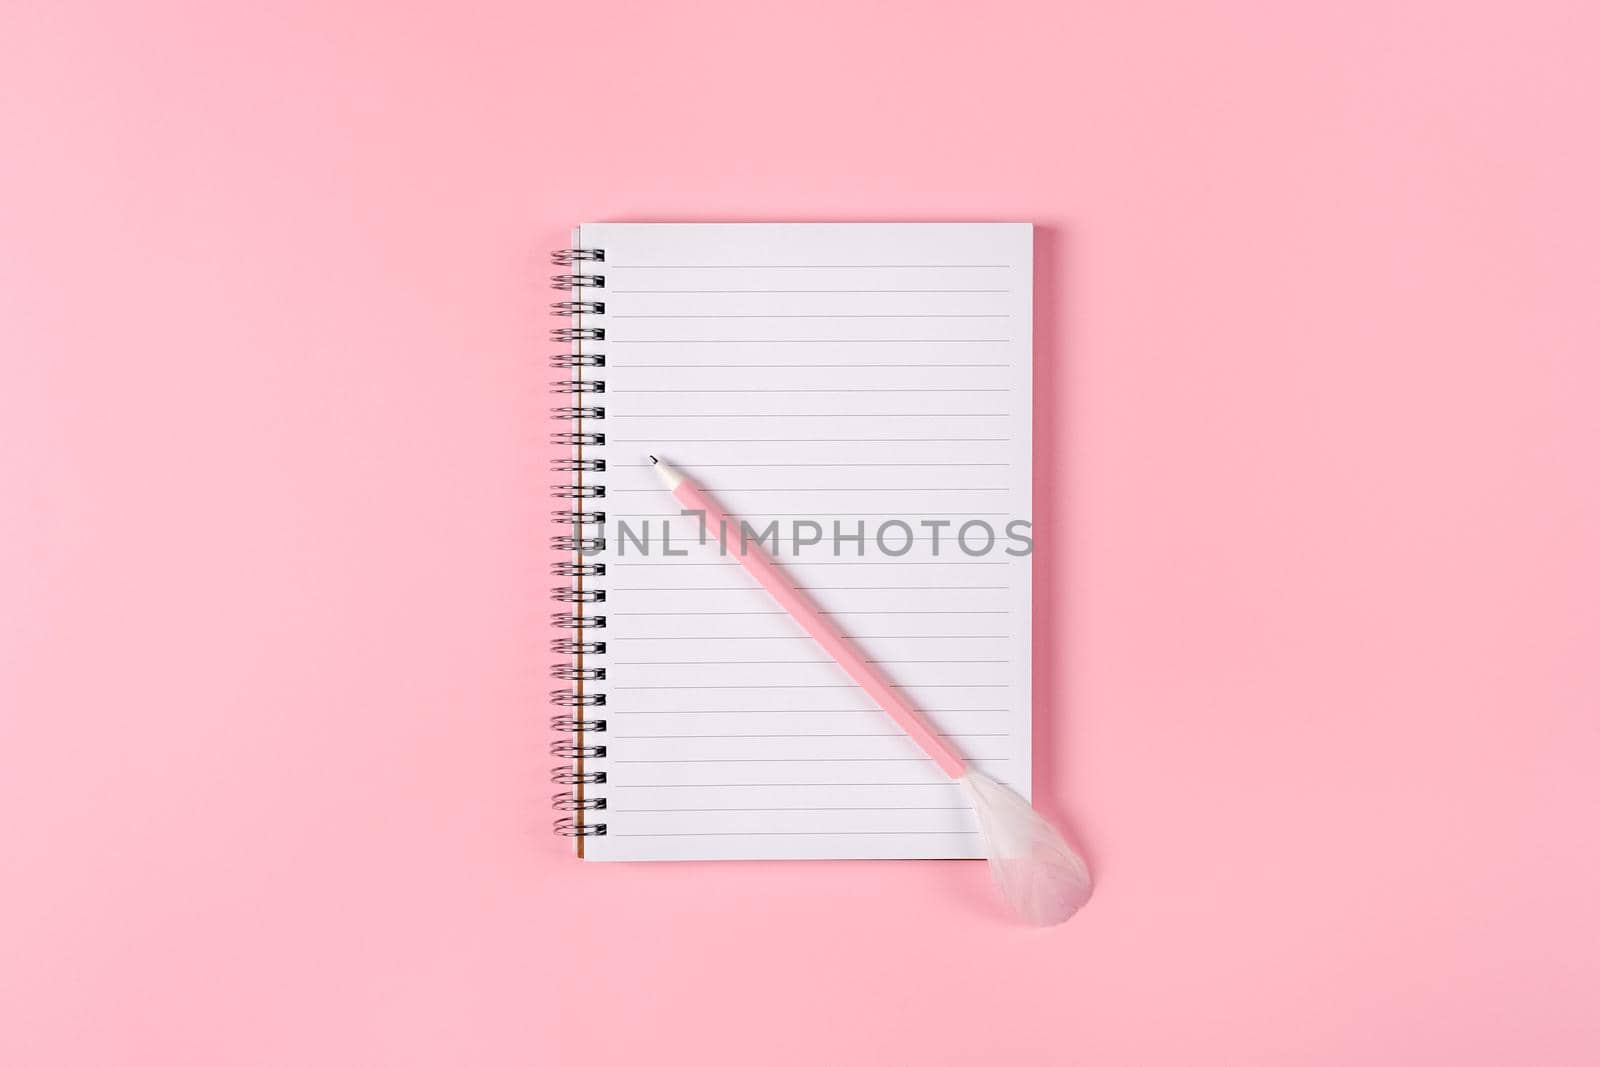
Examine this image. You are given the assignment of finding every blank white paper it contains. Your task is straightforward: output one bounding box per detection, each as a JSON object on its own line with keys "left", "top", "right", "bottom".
{"left": 567, "top": 222, "right": 1032, "bottom": 861}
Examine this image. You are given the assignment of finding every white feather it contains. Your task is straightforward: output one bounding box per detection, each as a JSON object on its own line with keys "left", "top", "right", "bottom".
{"left": 960, "top": 770, "right": 1093, "bottom": 926}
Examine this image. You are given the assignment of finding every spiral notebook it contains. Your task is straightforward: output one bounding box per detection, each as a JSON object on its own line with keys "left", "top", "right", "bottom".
{"left": 550, "top": 222, "right": 1033, "bottom": 860}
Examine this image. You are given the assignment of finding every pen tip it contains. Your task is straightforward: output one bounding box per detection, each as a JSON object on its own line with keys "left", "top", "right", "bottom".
{"left": 651, "top": 455, "right": 685, "bottom": 491}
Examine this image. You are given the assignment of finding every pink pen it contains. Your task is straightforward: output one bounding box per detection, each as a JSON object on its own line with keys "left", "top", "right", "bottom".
{"left": 649, "top": 455, "right": 1093, "bottom": 925}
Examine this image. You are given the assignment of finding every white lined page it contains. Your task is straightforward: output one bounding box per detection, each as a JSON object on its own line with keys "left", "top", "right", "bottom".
{"left": 573, "top": 223, "right": 1031, "bottom": 861}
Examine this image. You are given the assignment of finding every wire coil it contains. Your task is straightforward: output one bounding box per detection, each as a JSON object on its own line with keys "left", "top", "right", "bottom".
{"left": 552, "top": 767, "right": 606, "bottom": 786}
{"left": 551, "top": 353, "right": 606, "bottom": 368}
{"left": 549, "top": 247, "right": 607, "bottom": 842}
{"left": 551, "top": 536, "right": 605, "bottom": 554}
{"left": 552, "top": 738, "right": 607, "bottom": 757}
{"left": 551, "top": 713, "right": 606, "bottom": 731}
{"left": 551, "top": 664, "right": 607, "bottom": 681}
{"left": 553, "top": 793, "right": 608, "bottom": 811}
{"left": 551, "top": 588, "right": 606, "bottom": 603}
{"left": 550, "top": 562, "right": 606, "bottom": 578}
{"left": 551, "top": 405, "right": 605, "bottom": 421}
{"left": 551, "top": 458, "right": 606, "bottom": 473}
{"left": 551, "top": 431, "right": 605, "bottom": 447}
{"left": 552, "top": 484, "right": 605, "bottom": 499}
{"left": 552, "top": 509, "right": 606, "bottom": 526}
{"left": 551, "top": 274, "right": 604, "bottom": 290}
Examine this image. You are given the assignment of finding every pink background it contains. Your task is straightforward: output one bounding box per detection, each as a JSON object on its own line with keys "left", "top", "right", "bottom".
{"left": 3, "top": 1, "right": 1598, "bottom": 1063}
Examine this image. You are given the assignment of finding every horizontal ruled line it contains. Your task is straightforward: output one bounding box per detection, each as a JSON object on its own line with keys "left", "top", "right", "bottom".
{"left": 607, "top": 487, "right": 1009, "bottom": 492}
{"left": 613, "top": 339, "right": 1010, "bottom": 344}
{"left": 610, "top": 587, "right": 1007, "bottom": 593}
{"left": 607, "top": 363, "right": 1010, "bottom": 369}
{"left": 610, "top": 289, "right": 1012, "bottom": 295}
{"left": 610, "top": 805, "right": 972, "bottom": 812}
{"left": 609, "top": 611, "right": 1008, "bottom": 618}
{"left": 613, "top": 757, "right": 1009, "bottom": 763}
{"left": 615, "top": 733, "right": 1006, "bottom": 740}
{"left": 610, "top": 831, "right": 982, "bottom": 837}
{"left": 605, "top": 633, "right": 1009, "bottom": 640}
{"left": 610, "top": 781, "right": 967, "bottom": 787}
{"left": 612, "top": 657, "right": 1005, "bottom": 664}
{"left": 607, "top": 708, "right": 1008, "bottom": 714}
{"left": 608, "top": 388, "right": 1009, "bottom": 394}
{"left": 611, "top": 683, "right": 1009, "bottom": 689}
{"left": 605, "top": 264, "right": 1010, "bottom": 269}
{"left": 611, "top": 313, "right": 1009, "bottom": 319}
{"left": 614, "top": 461, "right": 1007, "bottom": 468}
{"left": 605, "top": 413, "right": 1008, "bottom": 418}
{"left": 607, "top": 437, "right": 1012, "bottom": 443}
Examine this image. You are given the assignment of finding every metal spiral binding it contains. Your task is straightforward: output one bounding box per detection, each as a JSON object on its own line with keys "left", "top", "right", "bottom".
{"left": 552, "top": 636, "right": 606, "bottom": 654}
{"left": 551, "top": 713, "right": 605, "bottom": 730}
{"left": 552, "top": 588, "right": 606, "bottom": 603}
{"left": 553, "top": 796, "right": 607, "bottom": 812}
{"left": 551, "top": 664, "right": 606, "bottom": 681}
{"left": 551, "top": 562, "right": 606, "bottom": 578}
{"left": 551, "top": 458, "right": 606, "bottom": 473}
{"left": 550, "top": 536, "right": 605, "bottom": 555}
{"left": 549, "top": 246, "right": 607, "bottom": 842}
{"left": 553, "top": 489, "right": 604, "bottom": 503}
{"left": 550, "top": 274, "right": 604, "bottom": 291}
{"left": 552, "top": 406, "right": 606, "bottom": 423}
